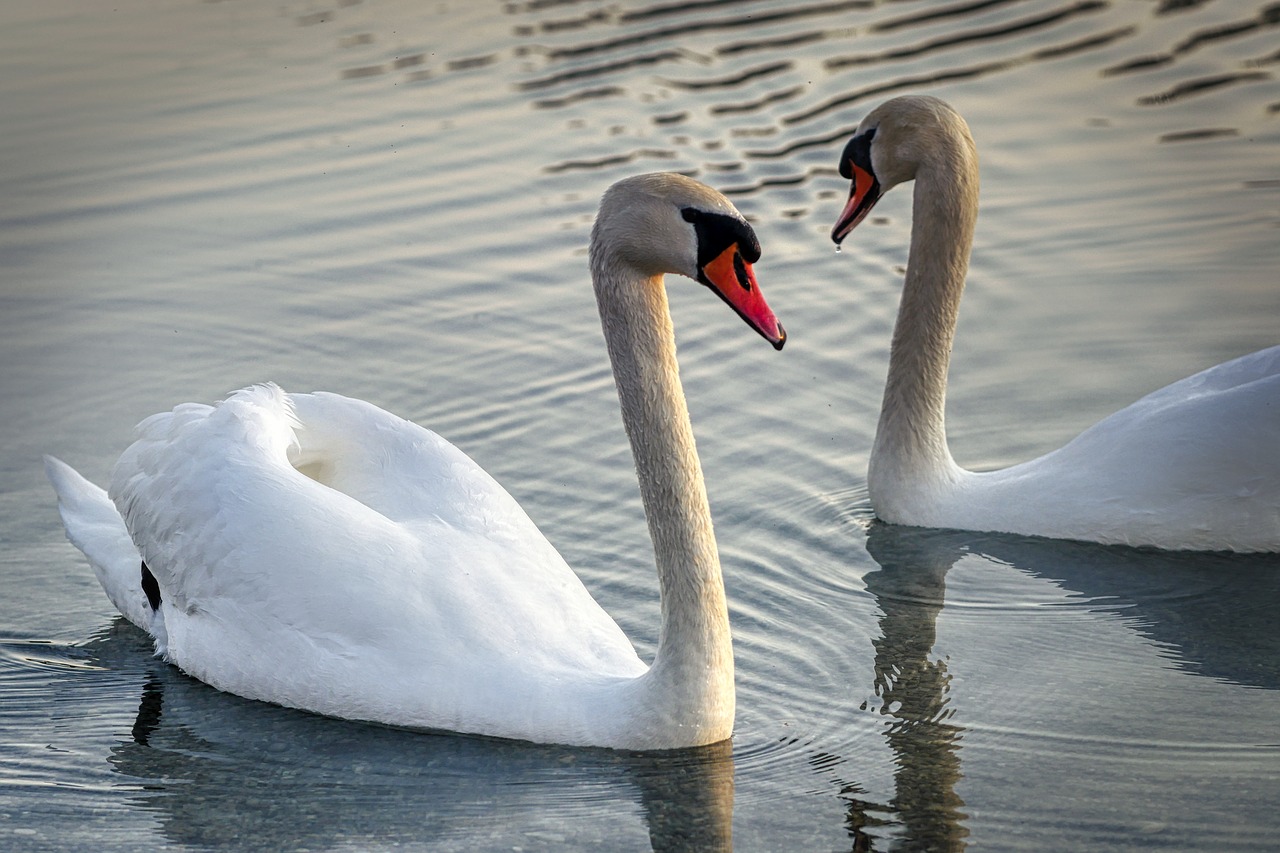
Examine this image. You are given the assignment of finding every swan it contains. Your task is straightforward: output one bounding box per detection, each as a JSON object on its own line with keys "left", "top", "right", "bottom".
{"left": 830, "top": 95, "right": 1279, "bottom": 552}
{"left": 45, "top": 172, "right": 786, "bottom": 750}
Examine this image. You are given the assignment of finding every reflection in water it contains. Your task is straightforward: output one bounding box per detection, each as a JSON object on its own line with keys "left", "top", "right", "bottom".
{"left": 631, "top": 743, "right": 735, "bottom": 853}
{"left": 6, "top": 0, "right": 1280, "bottom": 847}
{"left": 98, "top": 628, "right": 733, "bottom": 853}
{"left": 840, "top": 524, "right": 969, "bottom": 852}
{"left": 843, "top": 521, "right": 1280, "bottom": 850}
{"left": 864, "top": 528, "right": 968, "bottom": 852}
{"left": 980, "top": 534, "right": 1280, "bottom": 692}
{"left": 867, "top": 521, "right": 1280, "bottom": 689}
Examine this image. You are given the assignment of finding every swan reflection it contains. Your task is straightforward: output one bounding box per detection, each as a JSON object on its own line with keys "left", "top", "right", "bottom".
{"left": 909, "top": 525, "right": 1280, "bottom": 691}
{"left": 840, "top": 522, "right": 1280, "bottom": 850}
{"left": 842, "top": 523, "right": 970, "bottom": 852}
{"left": 93, "top": 624, "right": 733, "bottom": 853}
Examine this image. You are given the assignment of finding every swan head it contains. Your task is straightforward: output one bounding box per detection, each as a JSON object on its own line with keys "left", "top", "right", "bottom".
{"left": 593, "top": 172, "right": 786, "bottom": 350}
{"left": 831, "top": 95, "right": 973, "bottom": 244}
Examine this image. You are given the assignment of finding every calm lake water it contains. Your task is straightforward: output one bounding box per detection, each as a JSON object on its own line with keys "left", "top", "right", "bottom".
{"left": 3, "top": 0, "right": 1279, "bottom": 850}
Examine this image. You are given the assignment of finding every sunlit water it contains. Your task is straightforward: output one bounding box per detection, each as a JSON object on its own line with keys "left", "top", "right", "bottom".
{"left": 2, "top": 1, "right": 1278, "bottom": 850}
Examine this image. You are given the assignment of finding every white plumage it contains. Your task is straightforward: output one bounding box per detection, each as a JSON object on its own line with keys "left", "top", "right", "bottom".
{"left": 832, "top": 95, "right": 1279, "bottom": 552}
{"left": 47, "top": 172, "right": 785, "bottom": 749}
{"left": 52, "top": 388, "right": 645, "bottom": 735}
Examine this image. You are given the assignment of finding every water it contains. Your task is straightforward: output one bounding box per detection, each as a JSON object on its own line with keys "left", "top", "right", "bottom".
{"left": 3, "top": 0, "right": 1278, "bottom": 849}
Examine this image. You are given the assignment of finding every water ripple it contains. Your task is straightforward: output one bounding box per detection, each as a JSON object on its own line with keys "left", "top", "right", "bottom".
{"left": 8, "top": 0, "right": 1280, "bottom": 849}
{"left": 825, "top": 0, "right": 1110, "bottom": 69}
{"left": 1138, "top": 70, "right": 1272, "bottom": 105}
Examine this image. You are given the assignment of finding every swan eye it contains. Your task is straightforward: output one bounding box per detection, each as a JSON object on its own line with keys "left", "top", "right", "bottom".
{"left": 839, "top": 126, "right": 877, "bottom": 180}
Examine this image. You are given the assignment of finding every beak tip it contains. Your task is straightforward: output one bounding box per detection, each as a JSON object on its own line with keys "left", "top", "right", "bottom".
{"left": 770, "top": 322, "right": 787, "bottom": 351}
{"left": 831, "top": 213, "right": 856, "bottom": 245}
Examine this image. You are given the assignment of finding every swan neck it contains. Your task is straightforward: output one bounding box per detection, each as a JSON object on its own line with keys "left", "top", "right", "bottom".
{"left": 591, "top": 259, "right": 733, "bottom": 699}
{"left": 872, "top": 141, "right": 979, "bottom": 491}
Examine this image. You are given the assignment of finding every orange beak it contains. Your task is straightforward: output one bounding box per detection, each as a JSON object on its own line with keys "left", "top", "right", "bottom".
{"left": 699, "top": 244, "right": 786, "bottom": 350}
{"left": 831, "top": 161, "right": 881, "bottom": 245}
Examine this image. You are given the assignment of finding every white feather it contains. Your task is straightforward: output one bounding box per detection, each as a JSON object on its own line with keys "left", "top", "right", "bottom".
{"left": 47, "top": 173, "right": 781, "bottom": 749}
{"left": 838, "top": 96, "right": 1279, "bottom": 552}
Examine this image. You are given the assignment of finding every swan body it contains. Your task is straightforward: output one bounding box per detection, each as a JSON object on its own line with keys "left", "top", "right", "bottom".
{"left": 47, "top": 172, "right": 786, "bottom": 749}
{"left": 832, "top": 95, "right": 1279, "bottom": 552}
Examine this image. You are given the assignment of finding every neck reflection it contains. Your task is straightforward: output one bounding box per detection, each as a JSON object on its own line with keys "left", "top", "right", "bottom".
{"left": 845, "top": 523, "right": 970, "bottom": 851}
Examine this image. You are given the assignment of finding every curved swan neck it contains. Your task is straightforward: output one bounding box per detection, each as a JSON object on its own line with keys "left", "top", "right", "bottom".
{"left": 590, "top": 257, "right": 733, "bottom": 696}
{"left": 871, "top": 132, "right": 979, "bottom": 492}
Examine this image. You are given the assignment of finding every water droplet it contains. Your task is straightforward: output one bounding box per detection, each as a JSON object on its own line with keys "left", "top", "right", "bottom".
{"left": 834, "top": 244, "right": 842, "bottom": 254}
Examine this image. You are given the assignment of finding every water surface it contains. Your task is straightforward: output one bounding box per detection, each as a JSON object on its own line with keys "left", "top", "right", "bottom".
{"left": 2, "top": 1, "right": 1278, "bottom": 850}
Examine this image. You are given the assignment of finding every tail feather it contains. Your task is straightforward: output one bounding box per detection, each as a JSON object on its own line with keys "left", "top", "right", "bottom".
{"left": 44, "top": 455, "right": 158, "bottom": 639}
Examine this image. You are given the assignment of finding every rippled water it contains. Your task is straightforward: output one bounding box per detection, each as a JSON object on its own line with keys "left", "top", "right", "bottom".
{"left": 2, "top": 0, "right": 1278, "bottom": 850}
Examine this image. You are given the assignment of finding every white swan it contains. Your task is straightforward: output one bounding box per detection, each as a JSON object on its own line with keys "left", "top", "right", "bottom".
{"left": 45, "top": 172, "right": 786, "bottom": 750}
{"left": 831, "top": 95, "right": 1279, "bottom": 553}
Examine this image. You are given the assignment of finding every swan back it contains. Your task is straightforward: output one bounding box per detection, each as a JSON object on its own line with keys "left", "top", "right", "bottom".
{"left": 962, "top": 347, "right": 1280, "bottom": 551}
{"left": 107, "top": 384, "right": 649, "bottom": 740}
